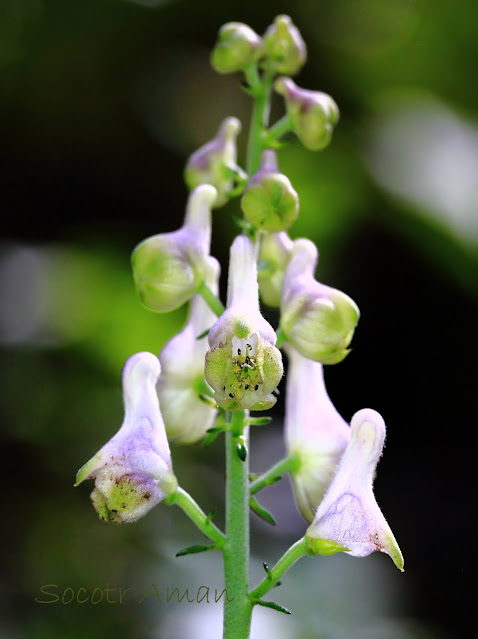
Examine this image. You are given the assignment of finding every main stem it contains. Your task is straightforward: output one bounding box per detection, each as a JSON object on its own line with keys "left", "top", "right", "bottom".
{"left": 223, "top": 411, "right": 252, "bottom": 638}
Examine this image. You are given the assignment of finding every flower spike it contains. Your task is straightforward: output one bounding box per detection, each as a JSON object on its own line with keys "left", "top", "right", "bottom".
{"left": 132, "top": 185, "right": 216, "bottom": 312}
{"left": 280, "top": 238, "right": 359, "bottom": 364}
{"left": 285, "top": 345, "right": 350, "bottom": 522}
{"left": 75, "top": 352, "right": 177, "bottom": 523}
{"left": 306, "top": 409, "right": 404, "bottom": 570}
{"left": 157, "top": 258, "right": 220, "bottom": 443}
{"left": 205, "top": 235, "right": 283, "bottom": 411}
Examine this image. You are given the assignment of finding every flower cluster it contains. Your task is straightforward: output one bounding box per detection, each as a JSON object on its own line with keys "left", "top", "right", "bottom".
{"left": 76, "top": 13, "right": 403, "bottom": 594}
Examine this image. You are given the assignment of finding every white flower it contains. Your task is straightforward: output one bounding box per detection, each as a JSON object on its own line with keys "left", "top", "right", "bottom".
{"left": 284, "top": 344, "right": 350, "bottom": 522}
{"left": 306, "top": 409, "right": 404, "bottom": 570}
{"left": 205, "top": 235, "right": 283, "bottom": 411}
{"left": 75, "top": 352, "right": 177, "bottom": 523}
{"left": 157, "top": 258, "right": 220, "bottom": 443}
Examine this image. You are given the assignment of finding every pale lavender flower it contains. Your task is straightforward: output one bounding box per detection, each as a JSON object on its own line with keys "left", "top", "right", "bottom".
{"left": 75, "top": 352, "right": 177, "bottom": 523}
{"left": 306, "top": 409, "right": 404, "bottom": 570}
{"left": 157, "top": 258, "right": 220, "bottom": 443}
{"left": 285, "top": 344, "right": 350, "bottom": 522}
{"left": 205, "top": 235, "right": 283, "bottom": 411}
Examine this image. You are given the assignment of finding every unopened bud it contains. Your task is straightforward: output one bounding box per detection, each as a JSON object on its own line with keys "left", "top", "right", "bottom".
{"left": 240, "top": 150, "right": 299, "bottom": 232}
{"left": 211, "top": 22, "right": 262, "bottom": 74}
{"left": 275, "top": 77, "right": 339, "bottom": 151}
{"left": 184, "top": 117, "right": 243, "bottom": 207}
{"left": 132, "top": 185, "right": 216, "bottom": 312}
{"left": 258, "top": 231, "right": 294, "bottom": 308}
{"left": 280, "top": 239, "right": 359, "bottom": 364}
{"left": 262, "top": 15, "right": 307, "bottom": 76}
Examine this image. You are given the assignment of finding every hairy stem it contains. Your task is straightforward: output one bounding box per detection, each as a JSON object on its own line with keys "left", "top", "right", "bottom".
{"left": 223, "top": 411, "right": 253, "bottom": 639}
{"left": 168, "top": 487, "right": 226, "bottom": 546}
{"left": 249, "top": 537, "right": 309, "bottom": 601}
{"left": 250, "top": 455, "right": 300, "bottom": 496}
{"left": 198, "top": 280, "right": 226, "bottom": 316}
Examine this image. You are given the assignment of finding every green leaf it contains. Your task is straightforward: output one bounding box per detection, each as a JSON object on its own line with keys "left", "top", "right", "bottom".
{"left": 246, "top": 416, "right": 272, "bottom": 426}
{"left": 176, "top": 544, "right": 216, "bottom": 557}
{"left": 203, "top": 426, "right": 226, "bottom": 446}
{"left": 250, "top": 497, "right": 276, "bottom": 526}
{"left": 196, "top": 328, "right": 210, "bottom": 340}
{"left": 206, "top": 507, "right": 217, "bottom": 523}
{"left": 236, "top": 441, "right": 247, "bottom": 461}
{"left": 263, "top": 562, "right": 271, "bottom": 575}
{"left": 256, "top": 600, "right": 291, "bottom": 615}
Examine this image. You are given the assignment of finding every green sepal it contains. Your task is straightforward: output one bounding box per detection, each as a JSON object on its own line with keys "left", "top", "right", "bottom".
{"left": 256, "top": 599, "right": 291, "bottom": 615}
{"left": 176, "top": 544, "right": 216, "bottom": 557}
{"left": 306, "top": 536, "right": 350, "bottom": 556}
{"left": 250, "top": 496, "right": 276, "bottom": 525}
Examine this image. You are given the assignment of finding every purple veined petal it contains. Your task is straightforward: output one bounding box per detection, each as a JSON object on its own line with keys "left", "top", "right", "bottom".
{"left": 75, "top": 352, "right": 177, "bottom": 523}
{"left": 306, "top": 409, "right": 404, "bottom": 571}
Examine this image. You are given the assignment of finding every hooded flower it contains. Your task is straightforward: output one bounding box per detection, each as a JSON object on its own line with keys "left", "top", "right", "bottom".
{"left": 262, "top": 15, "right": 307, "bottom": 76}
{"left": 131, "top": 185, "right": 216, "bottom": 312}
{"left": 240, "top": 150, "right": 299, "bottom": 233}
{"left": 157, "top": 258, "right": 220, "bottom": 444}
{"left": 210, "top": 22, "right": 263, "bottom": 74}
{"left": 285, "top": 344, "right": 350, "bottom": 523}
{"left": 306, "top": 409, "right": 404, "bottom": 570}
{"left": 184, "top": 117, "right": 244, "bottom": 207}
{"left": 75, "top": 352, "right": 177, "bottom": 523}
{"left": 258, "top": 231, "right": 294, "bottom": 308}
{"left": 280, "top": 238, "right": 360, "bottom": 364}
{"left": 205, "top": 235, "right": 283, "bottom": 411}
{"left": 274, "top": 77, "right": 339, "bottom": 151}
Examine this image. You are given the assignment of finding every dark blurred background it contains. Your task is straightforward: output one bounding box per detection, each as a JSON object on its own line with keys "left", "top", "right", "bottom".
{"left": 1, "top": 0, "right": 476, "bottom": 638}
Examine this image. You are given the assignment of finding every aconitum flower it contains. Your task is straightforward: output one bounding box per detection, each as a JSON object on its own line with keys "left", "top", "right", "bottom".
{"left": 274, "top": 77, "right": 339, "bottom": 151}
{"left": 258, "top": 230, "right": 294, "bottom": 308}
{"left": 306, "top": 409, "right": 404, "bottom": 570}
{"left": 132, "top": 185, "right": 216, "bottom": 312}
{"left": 157, "top": 258, "right": 220, "bottom": 444}
{"left": 184, "top": 117, "right": 244, "bottom": 207}
{"left": 75, "top": 352, "right": 177, "bottom": 523}
{"left": 262, "top": 15, "right": 307, "bottom": 76}
{"left": 280, "top": 239, "right": 360, "bottom": 364}
{"left": 240, "top": 150, "right": 299, "bottom": 233}
{"left": 210, "top": 22, "right": 263, "bottom": 74}
{"left": 205, "top": 235, "right": 283, "bottom": 411}
{"left": 285, "top": 345, "right": 350, "bottom": 522}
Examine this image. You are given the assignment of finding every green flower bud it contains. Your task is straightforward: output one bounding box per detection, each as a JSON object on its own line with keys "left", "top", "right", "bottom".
{"left": 258, "top": 231, "right": 294, "bottom": 308}
{"left": 275, "top": 77, "right": 339, "bottom": 151}
{"left": 184, "top": 117, "right": 243, "bottom": 207}
{"left": 262, "top": 15, "right": 307, "bottom": 76}
{"left": 205, "top": 235, "right": 283, "bottom": 411}
{"left": 132, "top": 185, "right": 216, "bottom": 312}
{"left": 240, "top": 150, "right": 299, "bottom": 232}
{"left": 280, "top": 239, "right": 359, "bottom": 364}
{"left": 211, "top": 22, "right": 262, "bottom": 74}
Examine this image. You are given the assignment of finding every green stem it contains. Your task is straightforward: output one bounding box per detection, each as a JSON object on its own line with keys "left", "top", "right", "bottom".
{"left": 198, "top": 281, "right": 226, "bottom": 316}
{"left": 168, "top": 487, "right": 226, "bottom": 547}
{"left": 223, "top": 410, "right": 253, "bottom": 639}
{"left": 265, "top": 114, "right": 292, "bottom": 145}
{"left": 245, "top": 66, "right": 274, "bottom": 175}
{"left": 250, "top": 455, "right": 300, "bottom": 496}
{"left": 249, "top": 537, "right": 309, "bottom": 601}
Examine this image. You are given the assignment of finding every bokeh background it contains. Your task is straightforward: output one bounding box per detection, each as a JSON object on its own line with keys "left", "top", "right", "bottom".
{"left": 1, "top": 0, "right": 476, "bottom": 637}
